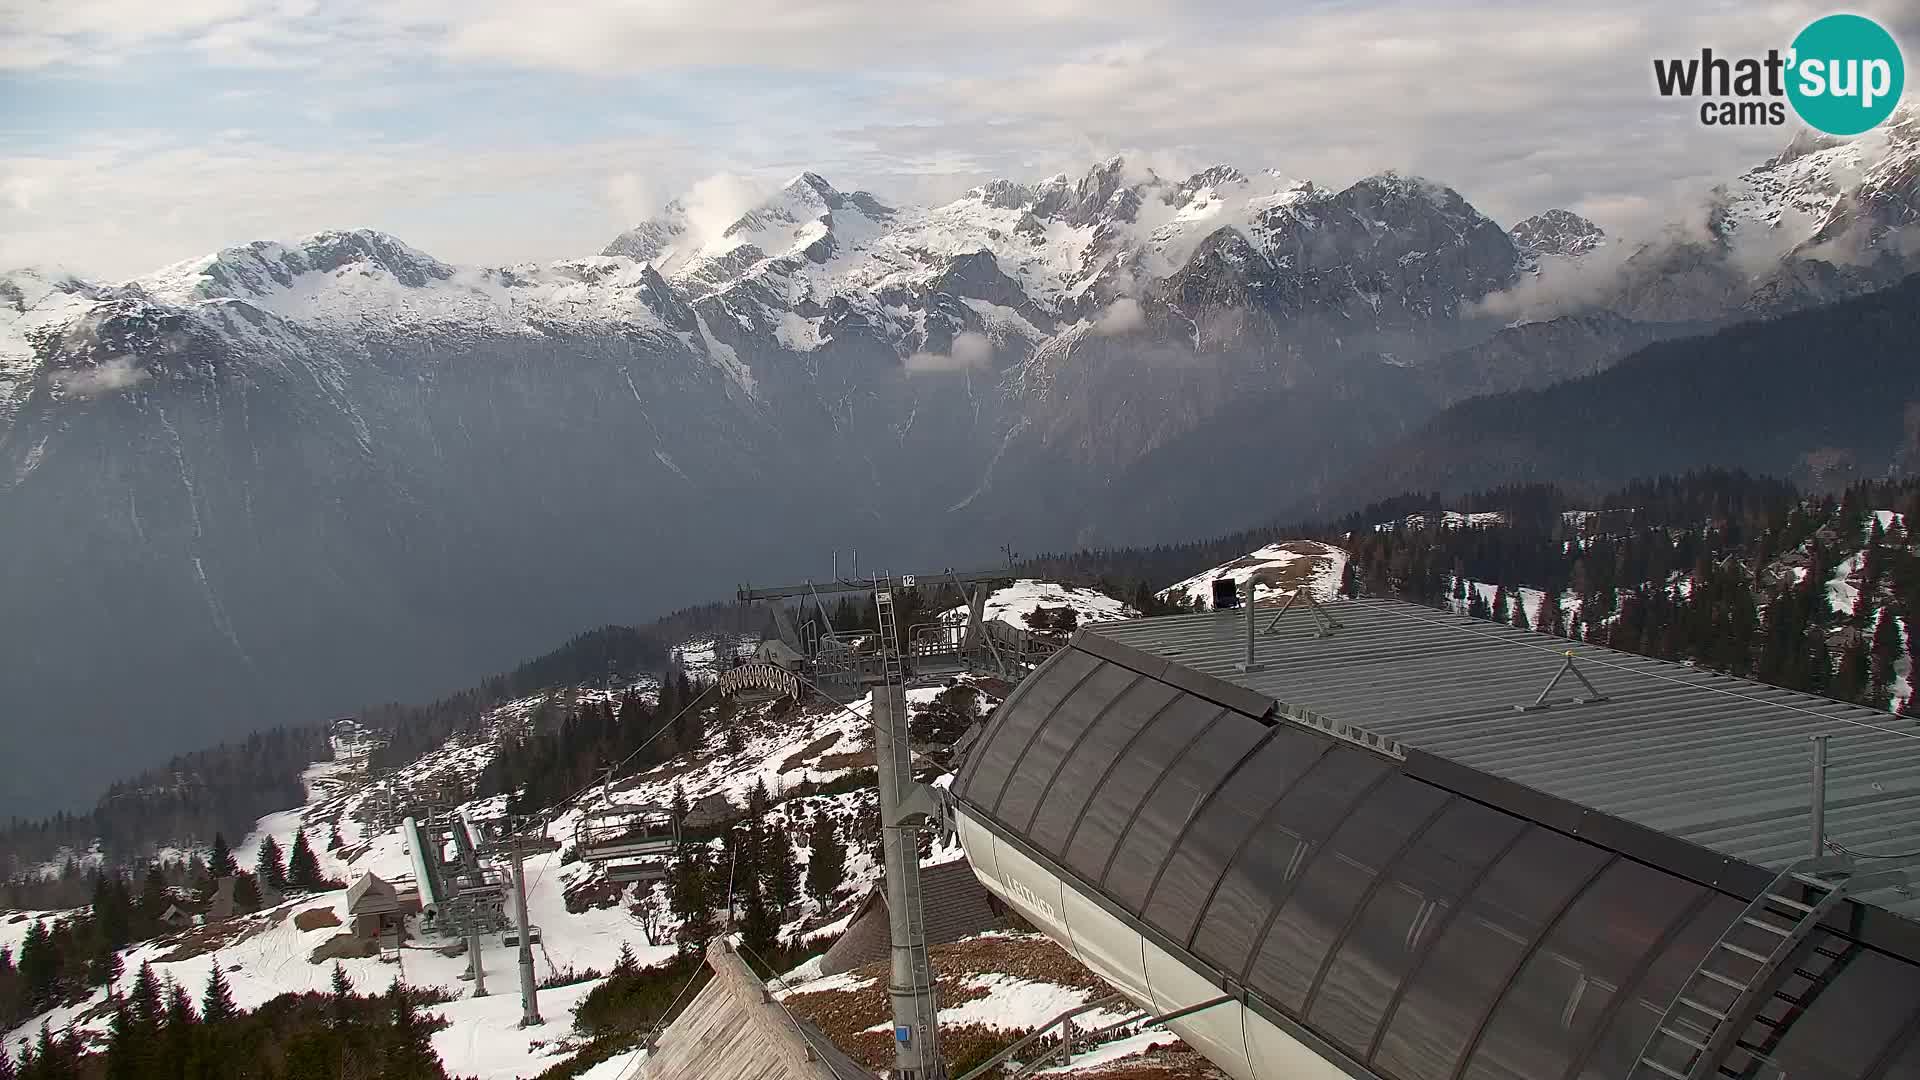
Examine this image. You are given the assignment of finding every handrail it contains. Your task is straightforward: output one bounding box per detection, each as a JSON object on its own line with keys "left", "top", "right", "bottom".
{"left": 952, "top": 993, "right": 1127, "bottom": 1080}
{"left": 1005, "top": 993, "right": 1237, "bottom": 1080}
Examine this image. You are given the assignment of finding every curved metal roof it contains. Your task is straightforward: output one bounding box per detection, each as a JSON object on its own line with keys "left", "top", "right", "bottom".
{"left": 952, "top": 613, "right": 1920, "bottom": 1080}
{"left": 1083, "top": 599, "right": 1920, "bottom": 928}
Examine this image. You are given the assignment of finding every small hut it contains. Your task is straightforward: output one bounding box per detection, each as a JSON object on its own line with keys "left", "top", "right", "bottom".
{"left": 346, "top": 872, "right": 420, "bottom": 945}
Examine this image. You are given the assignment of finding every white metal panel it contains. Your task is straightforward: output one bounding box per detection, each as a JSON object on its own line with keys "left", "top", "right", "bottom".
{"left": 981, "top": 831, "right": 1073, "bottom": 939}
{"left": 954, "top": 812, "right": 1001, "bottom": 885}
{"left": 1059, "top": 885, "right": 1153, "bottom": 1005}
{"left": 1142, "top": 940, "right": 1256, "bottom": 1080}
{"left": 954, "top": 806, "right": 1355, "bottom": 1080}
{"left": 1243, "top": 1007, "right": 1353, "bottom": 1080}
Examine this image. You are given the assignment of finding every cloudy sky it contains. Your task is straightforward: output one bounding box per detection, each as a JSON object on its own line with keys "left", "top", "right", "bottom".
{"left": 3, "top": 0, "right": 1914, "bottom": 279}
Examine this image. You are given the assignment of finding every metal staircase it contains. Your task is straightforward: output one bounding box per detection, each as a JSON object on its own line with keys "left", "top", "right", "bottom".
{"left": 1631, "top": 857, "right": 1862, "bottom": 1080}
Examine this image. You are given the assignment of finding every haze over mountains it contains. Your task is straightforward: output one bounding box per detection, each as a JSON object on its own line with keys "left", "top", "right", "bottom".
{"left": 3, "top": 107, "right": 1917, "bottom": 816}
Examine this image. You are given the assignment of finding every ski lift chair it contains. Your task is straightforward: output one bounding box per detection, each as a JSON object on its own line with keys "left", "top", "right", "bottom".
{"left": 575, "top": 803, "right": 679, "bottom": 884}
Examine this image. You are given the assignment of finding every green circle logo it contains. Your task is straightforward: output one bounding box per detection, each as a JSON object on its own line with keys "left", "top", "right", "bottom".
{"left": 1787, "top": 14, "right": 1905, "bottom": 136}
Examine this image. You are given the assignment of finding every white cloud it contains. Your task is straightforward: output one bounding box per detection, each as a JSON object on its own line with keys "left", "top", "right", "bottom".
{"left": 1092, "top": 297, "right": 1145, "bottom": 335}
{"left": 4, "top": 0, "right": 1917, "bottom": 278}
{"left": 1468, "top": 243, "right": 1635, "bottom": 321}
{"left": 602, "top": 172, "right": 658, "bottom": 227}
{"left": 679, "top": 172, "right": 772, "bottom": 249}
{"left": 51, "top": 356, "right": 149, "bottom": 397}
{"left": 0, "top": 133, "right": 691, "bottom": 278}
{"left": 904, "top": 331, "right": 993, "bottom": 374}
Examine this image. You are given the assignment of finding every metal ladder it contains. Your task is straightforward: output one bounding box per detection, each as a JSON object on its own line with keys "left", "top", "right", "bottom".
{"left": 1631, "top": 857, "right": 1856, "bottom": 1080}
{"left": 875, "top": 580, "right": 943, "bottom": 1075}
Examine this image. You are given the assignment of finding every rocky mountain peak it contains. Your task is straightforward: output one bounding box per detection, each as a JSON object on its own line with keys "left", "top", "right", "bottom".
{"left": 137, "top": 229, "right": 453, "bottom": 306}
{"left": 968, "top": 179, "right": 1033, "bottom": 210}
{"left": 1509, "top": 209, "right": 1607, "bottom": 262}
{"left": 1169, "top": 165, "right": 1248, "bottom": 205}
{"left": 784, "top": 170, "right": 841, "bottom": 208}
{"left": 603, "top": 200, "right": 690, "bottom": 263}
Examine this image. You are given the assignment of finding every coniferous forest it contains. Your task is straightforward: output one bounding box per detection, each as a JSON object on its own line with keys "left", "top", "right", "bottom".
{"left": 1, "top": 958, "right": 460, "bottom": 1080}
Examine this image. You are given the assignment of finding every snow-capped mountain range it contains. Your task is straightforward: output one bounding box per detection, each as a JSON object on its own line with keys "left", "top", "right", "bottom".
{"left": 2, "top": 110, "right": 1916, "bottom": 817}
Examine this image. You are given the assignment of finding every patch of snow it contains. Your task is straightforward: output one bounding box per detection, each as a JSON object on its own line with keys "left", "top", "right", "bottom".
{"left": 1375, "top": 510, "right": 1508, "bottom": 531}
{"left": 878, "top": 972, "right": 1132, "bottom": 1035}
{"left": 1160, "top": 541, "right": 1348, "bottom": 607}
{"left": 429, "top": 979, "right": 609, "bottom": 1080}
{"left": 940, "top": 580, "right": 1137, "bottom": 631}
{"left": 575, "top": 1048, "right": 647, "bottom": 1080}
{"left": 1037, "top": 1028, "right": 1184, "bottom": 1074}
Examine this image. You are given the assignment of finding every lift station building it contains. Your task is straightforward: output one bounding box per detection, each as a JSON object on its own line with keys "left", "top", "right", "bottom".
{"left": 952, "top": 598, "right": 1920, "bottom": 1080}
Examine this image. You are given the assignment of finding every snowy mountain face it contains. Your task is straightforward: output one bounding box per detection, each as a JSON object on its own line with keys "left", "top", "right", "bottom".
{"left": 1609, "top": 103, "right": 1920, "bottom": 322}
{"left": 4, "top": 125, "right": 1916, "bottom": 816}
{"left": 1509, "top": 209, "right": 1607, "bottom": 268}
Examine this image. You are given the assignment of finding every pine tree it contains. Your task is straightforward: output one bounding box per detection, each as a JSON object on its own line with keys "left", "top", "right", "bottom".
{"left": 32, "top": 1026, "right": 60, "bottom": 1080}
{"left": 90, "top": 947, "right": 123, "bottom": 992}
{"left": 670, "top": 783, "right": 690, "bottom": 835}
{"left": 207, "top": 833, "right": 237, "bottom": 881}
{"left": 104, "top": 994, "right": 140, "bottom": 1080}
{"left": 738, "top": 882, "right": 778, "bottom": 960}
{"left": 1808, "top": 633, "right": 1835, "bottom": 694}
{"left": 1540, "top": 590, "right": 1567, "bottom": 636}
{"left": 1834, "top": 636, "right": 1871, "bottom": 703}
{"left": 92, "top": 873, "right": 131, "bottom": 950}
{"left": 287, "top": 831, "right": 322, "bottom": 891}
{"left": 18, "top": 921, "right": 56, "bottom": 1012}
{"left": 200, "top": 960, "right": 236, "bottom": 1025}
{"left": 186, "top": 853, "right": 211, "bottom": 900}
{"left": 328, "top": 962, "right": 354, "bottom": 1028}
{"left": 1510, "top": 591, "right": 1532, "bottom": 631}
{"left": 805, "top": 811, "right": 846, "bottom": 909}
{"left": 130, "top": 961, "right": 163, "bottom": 1030}
{"left": 1337, "top": 561, "right": 1359, "bottom": 599}
{"left": 670, "top": 848, "right": 714, "bottom": 958}
{"left": 765, "top": 826, "right": 800, "bottom": 920}
{"left": 1492, "top": 584, "right": 1510, "bottom": 625}
{"left": 232, "top": 873, "right": 262, "bottom": 913}
{"left": 1870, "top": 607, "right": 1902, "bottom": 708}
{"left": 1466, "top": 586, "right": 1492, "bottom": 620}
{"left": 158, "top": 980, "right": 198, "bottom": 1080}
{"left": 255, "top": 836, "right": 286, "bottom": 892}
{"left": 165, "top": 978, "right": 196, "bottom": 1027}
{"left": 0, "top": 1040, "right": 13, "bottom": 1080}
{"left": 613, "top": 943, "right": 637, "bottom": 976}
{"left": 57, "top": 1028, "right": 84, "bottom": 1080}
{"left": 139, "top": 865, "right": 169, "bottom": 919}
{"left": 384, "top": 982, "right": 440, "bottom": 1079}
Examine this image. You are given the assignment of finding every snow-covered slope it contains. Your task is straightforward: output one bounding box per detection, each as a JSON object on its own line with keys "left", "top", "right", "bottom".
{"left": 1509, "top": 209, "right": 1608, "bottom": 273}
{"left": 0, "top": 577, "right": 1183, "bottom": 1075}
{"left": 0, "top": 268, "right": 103, "bottom": 425}
{"left": 1723, "top": 104, "right": 1920, "bottom": 259}
{"left": 1159, "top": 540, "right": 1349, "bottom": 607}
{"left": 939, "top": 580, "right": 1139, "bottom": 631}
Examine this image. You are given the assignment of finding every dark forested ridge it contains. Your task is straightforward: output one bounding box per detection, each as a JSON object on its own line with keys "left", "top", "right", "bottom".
{"left": 0, "top": 606, "right": 707, "bottom": 886}
{"left": 1025, "top": 470, "right": 1920, "bottom": 712}
{"left": 9, "top": 467, "right": 1914, "bottom": 893}
{"left": 0, "top": 729, "right": 323, "bottom": 893}
{"left": 1302, "top": 272, "right": 1920, "bottom": 516}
